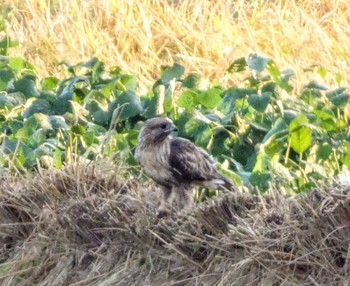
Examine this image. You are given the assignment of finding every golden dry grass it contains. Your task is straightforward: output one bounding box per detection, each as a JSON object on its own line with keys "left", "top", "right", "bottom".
{"left": 3, "top": 0, "right": 350, "bottom": 90}
{"left": 1, "top": 163, "right": 350, "bottom": 285}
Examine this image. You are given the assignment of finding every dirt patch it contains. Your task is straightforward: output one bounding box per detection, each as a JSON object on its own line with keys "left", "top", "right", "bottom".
{"left": 0, "top": 164, "right": 349, "bottom": 285}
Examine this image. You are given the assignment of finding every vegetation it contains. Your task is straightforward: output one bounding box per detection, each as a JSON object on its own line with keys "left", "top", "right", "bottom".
{"left": 1, "top": 16, "right": 350, "bottom": 190}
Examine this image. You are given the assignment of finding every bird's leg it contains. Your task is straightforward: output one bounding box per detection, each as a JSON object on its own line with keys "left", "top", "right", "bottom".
{"left": 174, "top": 186, "right": 193, "bottom": 211}
{"left": 157, "top": 185, "right": 173, "bottom": 218}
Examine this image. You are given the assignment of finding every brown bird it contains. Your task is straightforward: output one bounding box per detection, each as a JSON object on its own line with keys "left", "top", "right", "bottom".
{"left": 135, "top": 117, "right": 236, "bottom": 217}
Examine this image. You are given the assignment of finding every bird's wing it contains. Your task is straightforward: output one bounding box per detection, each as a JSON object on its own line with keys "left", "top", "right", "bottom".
{"left": 169, "top": 137, "right": 219, "bottom": 182}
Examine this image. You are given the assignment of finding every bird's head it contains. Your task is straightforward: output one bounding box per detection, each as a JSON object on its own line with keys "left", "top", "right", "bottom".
{"left": 138, "top": 117, "right": 178, "bottom": 144}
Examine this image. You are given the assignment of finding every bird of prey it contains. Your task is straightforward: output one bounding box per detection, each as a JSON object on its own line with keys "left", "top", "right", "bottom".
{"left": 135, "top": 117, "right": 236, "bottom": 217}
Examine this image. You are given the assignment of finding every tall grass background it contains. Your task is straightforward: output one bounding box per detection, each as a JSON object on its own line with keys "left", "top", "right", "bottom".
{"left": 3, "top": 0, "right": 350, "bottom": 91}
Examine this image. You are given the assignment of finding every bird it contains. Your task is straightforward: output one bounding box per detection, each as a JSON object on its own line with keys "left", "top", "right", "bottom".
{"left": 134, "top": 117, "right": 236, "bottom": 217}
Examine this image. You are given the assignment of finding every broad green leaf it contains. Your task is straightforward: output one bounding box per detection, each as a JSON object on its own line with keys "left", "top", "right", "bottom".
{"left": 91, "top": 58, "right": 105, "bottom": 80}
{"left": 248, "top": 92, "right": 271, "bottom": 112}
{"left": 246, "top": 53, "right": 271, "bottom": 74}
{"left": 289, "top": 114, "right": 312, "bottom": 153}
{"left": 9, "top": 57, "right": 26, "bottom": 72}
{"left": 312, "top": 109, "right": 336, "bottom": 131}
{"left": 0, "top": 69, "right": 14, "bottom": 91}
{"left": 71, "top": 124, "right": 86, "bottom": 135}
{"left": 41, "top": 77, "right": 59, "bottom": 91}
{"left": 14, "top": 77, "right": 40, "bottom": 98}
{"left": 126, "top": 129, "right": 139, "bottom": 146}
{"left": 110, "top": 90, "right": 142, "bottom": 121}
{"left": 57, "top": 76, "right": 89, "bottom": 100}
{"left": 184, "top": 118, "right": 211, "bottom": 148}
{"left": 181, "top": 73, "right": 200, "bottom": 88}
{"left": 39, "top": 92, "right": 56, "bottom": 105}
{"left": 110, "top": 66, "right": 122, "bottom": 76}
{"left": 304, "top": 81, "right": 328, "bottom": 90}
{"left": 52, "top": 97, "right": 71, "bottom": 115}
{"left": 290, "top": 126, "right": 312, "bottom": 154}
{"left": 253, "top": 151, "right": 270, "bottom": 173}
{"left": 0, "top": 37, "right": 18, "bottom": 55}
{"left": 197, "top": 88, "right": 222, "bottom": 109}
{"left": 25, "top": 146, "right": 50, "bottom": 168}
{"left": 316, "top": 143, "right": 332, "bottom": 161}
{"left": 249, "top": 171, "right": 271, "bottom": 191}
{"left": 227, "top": 57, "right": 247, "bottom": 73}
{"left": 319, "top": 118, "right": 336, "bottom": 131}
{"left": 210, "top": 128, "right": 230, "bottom": 156}
{"left": 115, "top": 133, "right": 129, "bottom": 151}
{"left": 177, "top": 90, "right": 199, "bottom": 108}
{"left": 84, "top": 124, "right": 105, "bottom": 145}
{"left": 50, "top": 115, "right": 69, "bottom": 130}
{"left": 263, "top": 117, "right": 288, "bottom": 143}
{"left": 329, "top": 92, "right": 349, "bottom": 106}
{"left": 289, "top": 113, "right": 309, "bottom": 131}
{"left": 174, "top": 111, "right": 192, "bottom": 137}
{"left": 72, "top": 88, "right": 87, "bottom": 103}
{"left": 0, "top": 92, "right": 25, "bottom": 108}
{"left": 17, "top": 116, "right": 39, "bottom": 139}
{"left": 0, "top": 119, "right": 23, "bottom": 134}
{"left": 262, "top": 81, "right": 276, "bottom": 91}
{"left": 23, "top": 99, "right": 51, "bottom": 118}
{"left": 326, "top": 87, "right": 346, "bottom": 98}
{"left": 219, "top": 88, "right": 256, "bottom": 114}
{"left": 160, "top": 63, "right": 185, "bottom": 84}
{"left": 86, "top": 100, "right": 109, "bottom": 126}
{"left": 27, "top": 129, "right": 46, "bottom": 148}
{"left": 2, "top": 138, "right": 19, "bottom": 154}
{"left": 300, "top": 89, "right": 321, "bottom": 105}
{"left": 141, "top": 92, "right": 158, "bottom": 119}
{"left": 53, "top": 148, "right": 63, "bottom": 168}
{"left": 86, "top": 123, "right": 106, "bottom": 137}
{"left": 116, "top": 74, "right": 137, "bottom": 91}
{"left": 85, "top": 90, "right": 109, "bottom": 107}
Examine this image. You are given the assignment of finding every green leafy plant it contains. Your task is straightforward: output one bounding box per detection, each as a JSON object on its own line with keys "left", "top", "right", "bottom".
{"left": 0, "top": 40, "right": 349, "bottom": 192}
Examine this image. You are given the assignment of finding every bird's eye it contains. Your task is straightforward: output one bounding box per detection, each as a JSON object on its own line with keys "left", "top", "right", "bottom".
{"left": 160, "top": 123, "right": 168, "bottom": 129}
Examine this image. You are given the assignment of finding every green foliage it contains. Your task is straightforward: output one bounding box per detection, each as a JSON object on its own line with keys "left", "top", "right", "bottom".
{"left": 0, "top": 48, "right": 349, "bottom": 193}
{"left": 0, "top": 7, "right": 18, "bottom": 55}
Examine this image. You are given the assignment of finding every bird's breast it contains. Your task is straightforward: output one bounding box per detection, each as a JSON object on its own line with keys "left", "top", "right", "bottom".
{"left": 136, "top": 141, "right": 175, "bottom": 186}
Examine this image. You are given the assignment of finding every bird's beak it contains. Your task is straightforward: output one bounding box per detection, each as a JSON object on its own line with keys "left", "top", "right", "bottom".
{"left": 170, "top": 124, "right": 178, "bottom": 132}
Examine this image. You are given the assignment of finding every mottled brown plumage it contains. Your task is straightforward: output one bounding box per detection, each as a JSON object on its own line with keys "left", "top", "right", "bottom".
{"left": 135, "top": 117, "right": 235, "bottom": 217}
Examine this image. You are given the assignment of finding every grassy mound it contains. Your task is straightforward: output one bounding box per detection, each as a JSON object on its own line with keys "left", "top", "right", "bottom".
{"left": 1, "top": 163, "right": 349, "bottom": 285}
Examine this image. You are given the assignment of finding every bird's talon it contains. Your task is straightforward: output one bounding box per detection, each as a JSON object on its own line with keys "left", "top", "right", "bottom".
{"left": 157, "top": 208, "right": 171, "bottom": 218}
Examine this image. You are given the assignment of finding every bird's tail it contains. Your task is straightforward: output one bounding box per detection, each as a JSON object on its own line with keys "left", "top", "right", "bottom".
{"left": 219, "top": 173, "right": 239, "bottom": 192}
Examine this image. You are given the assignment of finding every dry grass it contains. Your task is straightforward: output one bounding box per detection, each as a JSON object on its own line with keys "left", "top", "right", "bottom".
{"left": 0, "top": 162, "right": 350, "bottom": 285}
{"left": 2, "top": 0, "right": 350, "bottom": 90}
